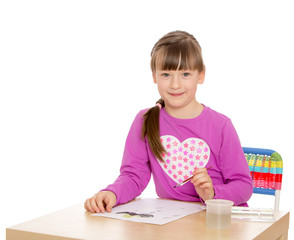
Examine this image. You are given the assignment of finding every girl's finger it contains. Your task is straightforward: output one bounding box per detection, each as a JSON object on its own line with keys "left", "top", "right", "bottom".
{"left": 192, "top": 176, "right": 210, "bottom": 186}
{"left": 84, "top": 199, "right": 94, "bottom": 213}
{"left": 84, "top": 200, "right": 89, "bottom": 211}
{"left": 90, "top": 196, "right": 100, "bottom": 213}
{"left": 193, "top": 167, "right": 208, "bottom": 175}
{"left": 199, "top": 182, "right": 213, "bottom": 189}
{"left": 96, "top": 196, "right": 106, "bottom": 213}
{"left": 105, "top": 198, "right": 116, "bottom": 213}
{"left": 191, "top": 172, "right": 208, "bottom": 183}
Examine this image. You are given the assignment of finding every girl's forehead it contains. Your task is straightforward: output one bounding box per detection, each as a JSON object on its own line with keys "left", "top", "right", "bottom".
{"left": 155, "top": 56, "right": 198, "bottom": 71}
{"left": 151, "top": 40, "right": 204, "bottom": 73}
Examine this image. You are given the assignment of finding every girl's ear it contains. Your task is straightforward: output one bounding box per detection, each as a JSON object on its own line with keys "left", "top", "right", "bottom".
{"left": 198, "top": 66, "right": 206, "bottom": 84}
{"left": 153, "top": 73, "right": 157, "bottom": 84}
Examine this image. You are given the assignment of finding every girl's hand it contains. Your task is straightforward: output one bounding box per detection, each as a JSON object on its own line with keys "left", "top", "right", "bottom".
{"left": 191, "top": 168, "right": 215, "bottom": 201}
{"left": 84, "top": 191, "right": 117, "bottom": 213}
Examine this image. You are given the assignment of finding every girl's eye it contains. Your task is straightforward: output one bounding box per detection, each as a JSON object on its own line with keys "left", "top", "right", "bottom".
{"left": 183, "top": 72, "right": 190, "bottom": 77}
{"left": 162, "top": 73, "right": 170, "bottom": 77}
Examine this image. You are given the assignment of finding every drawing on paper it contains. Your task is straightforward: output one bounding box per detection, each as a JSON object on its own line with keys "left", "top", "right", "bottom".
{"left": 116, "top": 211, "right": 154, "bottom": 218}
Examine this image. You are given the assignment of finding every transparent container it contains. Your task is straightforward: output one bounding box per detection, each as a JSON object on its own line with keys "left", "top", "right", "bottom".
{"left": 205, "top": 199, "right": 234, "bottom": 229}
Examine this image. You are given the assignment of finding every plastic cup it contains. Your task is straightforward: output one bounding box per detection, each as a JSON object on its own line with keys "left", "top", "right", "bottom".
{"left": 205, "top": 199, "right": 234, "bottom": 229}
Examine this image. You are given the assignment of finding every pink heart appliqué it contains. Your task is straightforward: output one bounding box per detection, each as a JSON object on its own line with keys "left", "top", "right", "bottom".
{"left": 158, "top": 135, "right": 210, "bottom": 184}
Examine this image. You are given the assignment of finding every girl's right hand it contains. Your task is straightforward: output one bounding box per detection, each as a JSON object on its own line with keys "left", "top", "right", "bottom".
{"left": 84, "top": 191, "right": 117, "bottom": 213}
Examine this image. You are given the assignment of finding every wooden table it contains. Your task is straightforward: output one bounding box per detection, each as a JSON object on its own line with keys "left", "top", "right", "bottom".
{"left": 6, "top": 202, "right": 289, "bottom": 240}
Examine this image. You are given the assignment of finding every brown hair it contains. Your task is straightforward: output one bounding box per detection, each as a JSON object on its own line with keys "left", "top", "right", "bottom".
{"left": 141, "top": 30, "right": 204, "bottom": 161}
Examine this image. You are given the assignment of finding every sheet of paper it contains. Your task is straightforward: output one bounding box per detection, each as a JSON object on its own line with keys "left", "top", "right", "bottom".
{"left": 92, "top": 198, "right": 205, "bottom": 225}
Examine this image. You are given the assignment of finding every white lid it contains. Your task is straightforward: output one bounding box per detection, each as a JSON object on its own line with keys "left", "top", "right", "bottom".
{"left": 205, "top": 199, "right": 234, "bottom": 214}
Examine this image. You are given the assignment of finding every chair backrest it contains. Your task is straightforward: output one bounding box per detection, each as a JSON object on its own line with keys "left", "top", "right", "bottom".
{"left": 243, "top": 147, "right": 283, "bottom": 210}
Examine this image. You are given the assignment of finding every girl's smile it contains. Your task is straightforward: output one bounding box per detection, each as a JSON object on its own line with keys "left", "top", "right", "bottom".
{"left": 169, "top": 92, "right": 185, "bottom": 97}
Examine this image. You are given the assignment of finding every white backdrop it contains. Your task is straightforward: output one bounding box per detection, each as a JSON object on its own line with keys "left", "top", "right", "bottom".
{"left": 1, "top": 0, "right": 293, "bottom": 238}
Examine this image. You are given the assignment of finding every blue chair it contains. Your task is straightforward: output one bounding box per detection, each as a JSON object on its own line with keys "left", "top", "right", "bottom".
{"left": 243, "top": 147, "right": 283, "bottom": 210}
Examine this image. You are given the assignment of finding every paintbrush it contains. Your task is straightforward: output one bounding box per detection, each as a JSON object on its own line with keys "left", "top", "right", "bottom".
{"left": 173, "top": 166, "right": 212, "bottom": 188}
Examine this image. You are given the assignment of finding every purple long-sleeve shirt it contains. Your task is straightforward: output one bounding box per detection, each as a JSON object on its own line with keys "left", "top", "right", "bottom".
{"left": 103, "top": 106, "right": 253, "bottom": 206}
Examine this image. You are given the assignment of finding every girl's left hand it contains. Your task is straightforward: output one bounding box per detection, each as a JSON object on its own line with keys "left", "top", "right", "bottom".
{"left": 191, "top": 168, "right": 215, "bottom": 201}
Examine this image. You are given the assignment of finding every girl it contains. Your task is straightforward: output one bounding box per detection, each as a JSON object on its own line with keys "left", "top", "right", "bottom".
{"left": 84, "top": 30, "right": 253, "bottom": 213}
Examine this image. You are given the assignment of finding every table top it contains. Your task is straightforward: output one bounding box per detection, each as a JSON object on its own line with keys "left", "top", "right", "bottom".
{"left": 6, "top": 202, "right": 290, "bottom": 240}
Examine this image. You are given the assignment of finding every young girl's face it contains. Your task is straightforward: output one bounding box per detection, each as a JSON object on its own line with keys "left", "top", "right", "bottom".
{"left": 153, "top": 68, "right": 205, "bottom": 116}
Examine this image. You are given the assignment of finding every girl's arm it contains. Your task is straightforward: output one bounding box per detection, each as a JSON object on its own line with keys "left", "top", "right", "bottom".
{"left": 101, "top": 111, "right": 151, "bottom": 206}
{"left": 214, "top": 120, "right": 253, "bottom": 206}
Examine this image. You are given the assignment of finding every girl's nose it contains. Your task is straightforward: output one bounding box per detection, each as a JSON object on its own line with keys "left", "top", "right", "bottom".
{"left": 170, "top": 75, "right": 181, "bottom": 89}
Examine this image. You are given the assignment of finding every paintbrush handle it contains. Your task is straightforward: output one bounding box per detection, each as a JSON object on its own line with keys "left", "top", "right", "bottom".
{"left": 173, "top": 166, "right": 212, "bottom": 188}
{"left": 181, "top": 176, "right": 194, "bottom": 184}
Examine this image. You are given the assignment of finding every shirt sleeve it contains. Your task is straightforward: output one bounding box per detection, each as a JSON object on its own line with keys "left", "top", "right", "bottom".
{"left": 213, "top": 119, "right": 253, "bottom": 206}
{"left": 102, "top": 111, "right": 151, "bottom": 205}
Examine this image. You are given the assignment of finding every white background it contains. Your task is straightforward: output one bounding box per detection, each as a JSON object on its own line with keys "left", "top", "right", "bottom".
{"left": 1, "top": 0, "right": 293, "bottom": 238}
